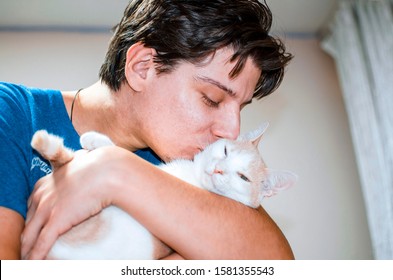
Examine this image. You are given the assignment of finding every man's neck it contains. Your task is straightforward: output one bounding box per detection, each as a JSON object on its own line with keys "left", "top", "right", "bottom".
{"left": 62, "top": 81, "right": 146, "bottom": 152}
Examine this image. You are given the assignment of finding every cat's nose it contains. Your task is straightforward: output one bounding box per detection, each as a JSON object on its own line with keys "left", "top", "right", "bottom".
{"left": 213, "top": 168, "right": 224, "bottom": 175}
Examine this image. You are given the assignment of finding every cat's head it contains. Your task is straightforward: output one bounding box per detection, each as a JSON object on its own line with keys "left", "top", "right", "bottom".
{"left": 194, "top": 122, "right": 297, "bottom": 208}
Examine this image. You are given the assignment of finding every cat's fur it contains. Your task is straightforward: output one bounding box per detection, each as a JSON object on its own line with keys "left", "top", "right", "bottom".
{"left": 30, "top": 123, "right": 297, "bottom": 259}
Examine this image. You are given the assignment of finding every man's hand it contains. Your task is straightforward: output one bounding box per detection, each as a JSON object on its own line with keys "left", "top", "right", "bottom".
{"left": 21, "top": 148, "right": 113, "bottom": 259}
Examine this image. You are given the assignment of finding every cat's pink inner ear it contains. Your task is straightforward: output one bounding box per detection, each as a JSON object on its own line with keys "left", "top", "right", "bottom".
{"left": 265, "top": 169, "right": 298, "bottom": 193}
{"left": 251, "top": 133, "right": 263, "bottom": 147}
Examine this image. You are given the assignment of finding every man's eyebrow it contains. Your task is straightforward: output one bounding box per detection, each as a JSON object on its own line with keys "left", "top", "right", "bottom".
{"left": 196, "top": 76, "right": 236, "bottom": 97}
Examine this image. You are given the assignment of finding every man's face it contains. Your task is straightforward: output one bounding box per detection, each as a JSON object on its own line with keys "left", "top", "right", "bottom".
{"left": 136, "top": 48, "right": 261, "bottom": 162}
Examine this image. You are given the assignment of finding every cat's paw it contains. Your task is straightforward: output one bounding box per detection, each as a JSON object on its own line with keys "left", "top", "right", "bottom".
{"left": 31, "top": 130, "right": 64, "bottom": 158}
{"left": 80, "top": 131, "right": 115, "bottom": 151}
{"left": 31, "top": 130, "right": 50, "bottom": 151}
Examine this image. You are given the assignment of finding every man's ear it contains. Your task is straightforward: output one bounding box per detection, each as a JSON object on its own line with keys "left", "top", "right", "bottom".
{"left": 125, "top": 42, "right": 156, "bottom": 92}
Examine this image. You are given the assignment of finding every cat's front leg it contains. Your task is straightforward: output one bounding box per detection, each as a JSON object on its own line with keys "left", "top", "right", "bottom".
{"left": 31, "top": 130, "right": 74, "bottom": 169}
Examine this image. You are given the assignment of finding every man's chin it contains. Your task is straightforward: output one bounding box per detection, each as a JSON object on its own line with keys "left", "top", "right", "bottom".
{"left": 162, "top": 147, "right": 200, "bottom": 162}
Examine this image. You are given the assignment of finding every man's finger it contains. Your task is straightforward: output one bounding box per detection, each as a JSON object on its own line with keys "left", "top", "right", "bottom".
{"left": 26, "top": 177, "right": 49, "bottom": 223}
{"left": 21, "top": 191, "right": 51, "bottom": 259}
{"left": 21, "top": 210, "right": 45, "bottom": 259}
{"left": 27, "top": 217, "right": 65, "bottom": 260}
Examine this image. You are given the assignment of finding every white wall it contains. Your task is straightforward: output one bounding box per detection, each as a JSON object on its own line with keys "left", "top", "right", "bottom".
{"left": 0, "top": 32, "right": 110, "bottom": 89}
{"left": 0, "top": 31, "right": 373, "bottom": 259}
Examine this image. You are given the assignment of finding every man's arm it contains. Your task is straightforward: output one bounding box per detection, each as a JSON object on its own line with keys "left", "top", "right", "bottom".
{"left": 22, "top": 146, "right": 294, "bottom": 259}
{"left": 110, "top": 149, "right": 294, "bottom": 259}
{"left": 0, "top": 207, "right": 24, "bottom": 259}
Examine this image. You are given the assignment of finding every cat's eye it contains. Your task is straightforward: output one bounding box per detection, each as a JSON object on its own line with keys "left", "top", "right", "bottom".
{"left": 224, "top": 146, "right": 227, "bottom": 156}
{"left": 238, "top": 172, "right": 250, "bottom": 182}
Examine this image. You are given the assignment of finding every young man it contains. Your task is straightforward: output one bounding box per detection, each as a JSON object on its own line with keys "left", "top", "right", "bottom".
{"left": 0, "top": 0, "right": 293, "bottom": 259}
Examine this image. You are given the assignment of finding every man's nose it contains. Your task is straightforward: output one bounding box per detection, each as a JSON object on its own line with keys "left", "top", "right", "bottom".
{"left": 212, "top": 108, "right": 240, "bottom": 140}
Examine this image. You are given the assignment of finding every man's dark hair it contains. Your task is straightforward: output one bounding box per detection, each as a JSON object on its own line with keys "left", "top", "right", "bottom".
{"left": 99, "top": 0, "right": 292, "bottom": 99}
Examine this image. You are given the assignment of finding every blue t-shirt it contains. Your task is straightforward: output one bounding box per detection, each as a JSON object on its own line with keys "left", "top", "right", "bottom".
{"left": 0, "top": 82, "right": 161, "bottom": 219}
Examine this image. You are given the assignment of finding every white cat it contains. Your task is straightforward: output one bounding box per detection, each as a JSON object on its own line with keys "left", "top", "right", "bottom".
{"left": 30, "top": 123, "right": 297, "bottom": 259}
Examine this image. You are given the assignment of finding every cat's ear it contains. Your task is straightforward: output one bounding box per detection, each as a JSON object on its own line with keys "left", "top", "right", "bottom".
{"left": 238, "top": 122, "right": 269, "bottom": 146}
{"left": 259, "top": 169, "right": 297, "bottom": 202}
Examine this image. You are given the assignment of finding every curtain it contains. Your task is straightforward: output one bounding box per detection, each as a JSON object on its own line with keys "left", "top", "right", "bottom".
{"left": 322, "top": 0, "right": 393, "bottom": 259}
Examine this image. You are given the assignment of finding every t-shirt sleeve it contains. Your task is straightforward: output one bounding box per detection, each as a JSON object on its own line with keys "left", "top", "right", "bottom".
{"left": 0, "top": 83, "right": 31, "bottom": 219}
{"left": 134, "top": 148, "right": 163, "bottom": 165}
